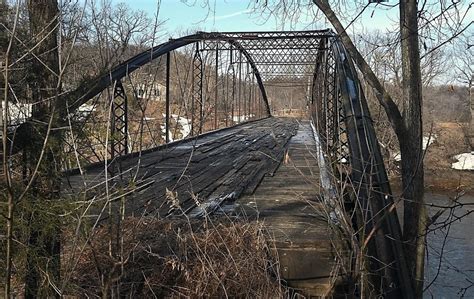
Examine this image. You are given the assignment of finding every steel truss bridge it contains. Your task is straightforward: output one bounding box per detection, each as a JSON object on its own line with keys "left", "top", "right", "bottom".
{"left": 61, "top": 30, "right": 414, "bottom": 298}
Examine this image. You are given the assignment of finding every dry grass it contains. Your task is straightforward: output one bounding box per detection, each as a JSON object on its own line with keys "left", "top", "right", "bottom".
{"left": 64, "top": 217, "right": 285, "bottom": 298}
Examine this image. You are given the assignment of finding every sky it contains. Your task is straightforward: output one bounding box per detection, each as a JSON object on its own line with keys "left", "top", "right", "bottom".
{"left": 114, "top": 0, "right": 404, "bottom": 39}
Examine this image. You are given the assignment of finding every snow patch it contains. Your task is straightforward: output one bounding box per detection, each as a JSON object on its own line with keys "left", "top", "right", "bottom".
{"left": 422, "top": 135, "right": 437, "bottom": 150}
{"left": 160, "top": 114, "right": 192, "bottom": 142}
{"left": 74, "top": 103, "right": 96, "bottom": 120}
{"left": 1, "top": 101, "right": 32, "bottom": 126}
{"left": 77, "top": 103, "right": 96, "bottom": 114}
{"left": 173, "top": 114, "right": 191, "bottom": 138}
{"left": 161, "top": 114, "right": 173, "bottom": 143}
{"left": 451, "top": 152, "right": 474, "bottom": 171}
{"left": 392, "top": 134, "right": 437, "bottom": 162}
{"left": 393, "top": 152, "right": 401, "bottom": 162}
{"left": 232, "top": 114, "right": 254, "bottom": 123}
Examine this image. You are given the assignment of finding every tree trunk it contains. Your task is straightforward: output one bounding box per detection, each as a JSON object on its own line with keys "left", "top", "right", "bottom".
{"left": 399, "top": 1, "right": 427, "bottom": 297}
{"left": 313, "top": 0, "right": 426, "bottom": 296}
{"left": 24, "top": 0, "right": 62, "bottom": 297}
{"left": 469, "top": 80, "right": 474, "bottom": 149}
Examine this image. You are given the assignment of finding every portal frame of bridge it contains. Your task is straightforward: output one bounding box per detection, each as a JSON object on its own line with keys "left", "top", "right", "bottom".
{"left": 67, "top": 29, "right": 414, "bottom": 298}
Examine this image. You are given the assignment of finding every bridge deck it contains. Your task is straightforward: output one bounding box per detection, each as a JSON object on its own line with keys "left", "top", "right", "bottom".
{"left": 62, "top": 117, "right": 342, "bottom": 296}
{"left": 63, "top": 117, "right": 298, "bottom": 216}
{"left": 232, "top": 121, "right": 340, "bottom": 296}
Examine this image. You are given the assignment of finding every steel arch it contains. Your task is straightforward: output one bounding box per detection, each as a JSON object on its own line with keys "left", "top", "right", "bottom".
{"left": 68, "top": 32, "right": 271, "bottom": 116}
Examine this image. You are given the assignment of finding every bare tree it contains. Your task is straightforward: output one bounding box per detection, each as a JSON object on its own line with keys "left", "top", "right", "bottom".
{"left": 453, "top": 33, "right": 474, "bottom": 148}
{"left": 245, "top": 0, "right": 472, "bottom": 296}
{"left": 1, "top": 0, "right": 164, "bottom": 296}
{"left": 21, "top": 0, "right": 63, "bottom": 296}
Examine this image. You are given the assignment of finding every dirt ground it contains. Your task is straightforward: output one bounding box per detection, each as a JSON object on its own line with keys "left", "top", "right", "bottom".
{"left": 391, "top": 122, "right": 474, "bottom": 195}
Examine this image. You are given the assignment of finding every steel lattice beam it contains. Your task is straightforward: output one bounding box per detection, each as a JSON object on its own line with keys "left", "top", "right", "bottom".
{"left": 110, "top": 80, "right": 128, "bottom": 161}
{"left": 191, "top": 43, "right": 203, "bottom": 136}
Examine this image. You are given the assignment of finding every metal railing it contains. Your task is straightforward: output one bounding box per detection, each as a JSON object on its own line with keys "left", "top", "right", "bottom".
{"left": 312, "top": 32, "right": 414, "bottom": 298}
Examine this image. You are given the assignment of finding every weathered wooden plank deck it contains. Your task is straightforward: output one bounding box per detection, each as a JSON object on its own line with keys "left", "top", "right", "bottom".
{"left": 232, "top": 121, "right": 342, "bottom": 297}
{"left": 62, "top": 117, "right": 299, "bottom": 218}
{"left": 62, "top": 117, "right": 342, "bottom": 296}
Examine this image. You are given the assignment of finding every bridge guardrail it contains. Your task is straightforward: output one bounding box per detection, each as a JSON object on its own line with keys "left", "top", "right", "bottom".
{"left": 312, "top": 32, "right": 414, "bottom": 298}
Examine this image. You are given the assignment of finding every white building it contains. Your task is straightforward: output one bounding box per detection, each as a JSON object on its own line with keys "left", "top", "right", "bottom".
{"left": 135, "top": 82, "right": 166, "bottom": 101}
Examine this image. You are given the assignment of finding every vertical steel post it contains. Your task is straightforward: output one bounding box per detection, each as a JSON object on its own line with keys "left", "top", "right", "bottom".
{"left": 230, "top": 47, "right": 235, "bottom": 125}
{"left": 227, "top": 49, "right": 231, "bottom": 126}
{"left": 257, "top": 92, "right": 261, "bottom": 118}
{"left": 238, "top": 51, "right": 242, "bottom": 122}
{"left": 251, "top": 73, "right": 255, "bottom": 119}
{"left": 243, "top": 63, "right": 248, "bottom": 120}
{"left": 191, "top": 48, "right": 195, "bottom": 136}
{"left": 165, "top": 51, "right": 171, "bottom": 143}
{"left": 199, "top": 46, "right": 204, "bottom": 134}
{"left": 214, "top": 43, "right": 219, "bottom": 130}
{"left": 247, "top": 63, "right": 252, "bottom": 119}
{"left": 323, "top": 48, "right": 331, "bottom": 150}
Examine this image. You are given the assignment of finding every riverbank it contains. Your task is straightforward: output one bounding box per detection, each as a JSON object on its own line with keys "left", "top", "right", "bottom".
{"left": 390, "top": 170, "right": 474, "bottom": 196}
{"left": 390, "top": 121, "right": 474, "bottom": 195}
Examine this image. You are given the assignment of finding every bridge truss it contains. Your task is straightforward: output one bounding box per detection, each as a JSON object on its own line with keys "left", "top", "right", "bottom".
{"left": 61, "top": 30, "right": 413, "bottom": 298}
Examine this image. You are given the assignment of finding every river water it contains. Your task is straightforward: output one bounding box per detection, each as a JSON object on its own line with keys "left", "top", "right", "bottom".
{"left": 424, "top": 193, "right": 474, "bottom": 298}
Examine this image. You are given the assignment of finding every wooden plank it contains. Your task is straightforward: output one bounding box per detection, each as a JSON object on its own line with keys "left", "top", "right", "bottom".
{"left": 233, "top": 120, "right": 343, "bottom": 297}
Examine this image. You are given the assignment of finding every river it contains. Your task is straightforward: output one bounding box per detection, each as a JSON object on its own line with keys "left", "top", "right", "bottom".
{"left": 424, "top": 193, "right": 474, "bottom": 298}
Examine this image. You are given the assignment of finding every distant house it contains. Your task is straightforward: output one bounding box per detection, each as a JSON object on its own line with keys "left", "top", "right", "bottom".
{"left": 135, "top": 82, "right": 166, "bottom": 102}
{"left": 128, "top": 72, "right": 167, "bottom": 102}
